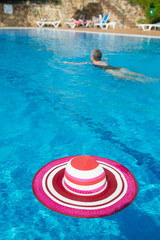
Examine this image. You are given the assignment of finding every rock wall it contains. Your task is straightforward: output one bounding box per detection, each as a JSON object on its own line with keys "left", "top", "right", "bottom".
{"left": 99, "top": 0, "right": 146, "bottom": 28}
{"left": 0, "top": 3, "right": 62, "bottom": 27}
{"left": 115, "top": 0, "right": 146, "bottom": 21}
{"left": 0, "top": 0, "right": 146, "bottom": 28}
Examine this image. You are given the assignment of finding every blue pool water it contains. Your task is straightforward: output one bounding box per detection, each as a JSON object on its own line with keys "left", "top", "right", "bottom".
{"left": 0, "top": 29, "right": 160, "bottom": 239}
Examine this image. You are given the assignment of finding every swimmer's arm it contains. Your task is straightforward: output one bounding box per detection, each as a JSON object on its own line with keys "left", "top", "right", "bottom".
{"left": 58, "top": 61, "right": 90, "bottom": 65}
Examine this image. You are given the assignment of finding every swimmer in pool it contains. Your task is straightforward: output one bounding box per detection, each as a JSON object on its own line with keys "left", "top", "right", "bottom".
{"left": 59, "top": 49, "right": 146, "bottom": 82}
{"left": 91, "top": 49, "right": 121, "bottom": 70}
{"left": 91, "top": 49, "right": 145, "bottom": 81}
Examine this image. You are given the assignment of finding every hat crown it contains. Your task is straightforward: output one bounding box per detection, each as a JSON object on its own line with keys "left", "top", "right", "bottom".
{"left": 71, "top": 155, "right": 99, "bottom": 171}
{"left": 63, "top": 155, "right": 107, "bottom": 196}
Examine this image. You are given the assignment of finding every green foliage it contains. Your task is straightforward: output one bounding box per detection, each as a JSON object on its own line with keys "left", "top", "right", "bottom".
{"left": 137, "top": 18, "right": 150, "bottom": 24}
{"left": 128, "top": 0, "right": 160, "bottom": 23}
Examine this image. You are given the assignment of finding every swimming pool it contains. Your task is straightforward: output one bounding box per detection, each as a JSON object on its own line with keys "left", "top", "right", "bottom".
{"left": 0, "top": 29, "right": 160, "bottom": 239}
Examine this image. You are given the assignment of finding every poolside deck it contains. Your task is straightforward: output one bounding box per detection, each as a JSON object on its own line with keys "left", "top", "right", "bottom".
{"left": 60, "top": 26, "right": 160, "bottom": 38}
{"left": 1, "top": 26, "right": 160, "bottom": 38}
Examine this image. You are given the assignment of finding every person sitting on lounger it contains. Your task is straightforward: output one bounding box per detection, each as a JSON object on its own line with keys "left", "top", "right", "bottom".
{"left": 69, "top": 15, "right": 87, "bottom": 26}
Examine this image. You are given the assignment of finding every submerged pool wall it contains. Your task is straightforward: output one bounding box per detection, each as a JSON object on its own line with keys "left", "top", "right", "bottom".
{"left": 0, "top": 0, "right": 146, "bottom": 28}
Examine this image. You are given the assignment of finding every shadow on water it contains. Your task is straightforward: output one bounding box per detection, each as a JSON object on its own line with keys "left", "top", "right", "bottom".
{"left": 74, "top": 113, "right": 159, "bottom": 179}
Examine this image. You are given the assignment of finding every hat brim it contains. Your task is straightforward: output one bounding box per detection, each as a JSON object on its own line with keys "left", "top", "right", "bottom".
{"left": 32, "top": 156, "right": 138, "bottom": 218}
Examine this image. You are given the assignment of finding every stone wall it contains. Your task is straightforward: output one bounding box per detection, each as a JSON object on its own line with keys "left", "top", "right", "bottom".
{"left": 115, "top": 0, "right": 146, "bottom": 21}
{"left": 99, "top": 0, "right": 146, "bottom": 28}
{"left": 0, "top": 0, "right": 146, "bottom": 28}
{"left": 0, "top": 3, "right": 62, "bottom": 27}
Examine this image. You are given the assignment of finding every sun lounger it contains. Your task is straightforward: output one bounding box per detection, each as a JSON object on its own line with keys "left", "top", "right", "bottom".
{"left": 94, "top": 14, "right": 116, "bottom": 29}
{"left": 136, "top": 23, "right": 160, "bottom": 31}
{"left": 104, "top": 22, "right": 117, "bottom": 29}
{"left": 64, "top": 20, "right": 87, "bottom": 28}
{"left": 94, "top": 14, "right": 109, "bottom": 28}
{"left": 64, "top": 22, "right": 77, "bottom": 28}
{"left": 36, "top": 20, "right": 60, "bottom": 28}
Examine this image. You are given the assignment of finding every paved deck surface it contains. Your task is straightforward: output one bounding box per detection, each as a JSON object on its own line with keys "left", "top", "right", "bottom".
{"left": 1, "top": 26, "right": 160, "bottom": 38}
{"left": 60, "top": 26, "right": 160, "bottom": 37}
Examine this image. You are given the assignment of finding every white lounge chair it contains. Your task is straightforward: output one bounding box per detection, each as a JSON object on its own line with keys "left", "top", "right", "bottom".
{"left": 104, "top": 22, "right": 117, "bottom": 29}
{"left": 94, "top": 14, "right": 116, "bottom": 29}
{"left": 36, "top": 20, "right": 60, "bottom": 28}
{"left": 94, "top": 14, "right": 109, "bottom": 28}
{"left": 136, "top": 23, "right": 160, "bottom": 31}
{"left": 64, "top": 22, "right": 77, "bottom": 28}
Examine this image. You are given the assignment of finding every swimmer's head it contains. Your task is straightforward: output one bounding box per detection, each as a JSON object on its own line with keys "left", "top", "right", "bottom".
{"left": 91, "top": 49, "right": 102, "bottom": 61}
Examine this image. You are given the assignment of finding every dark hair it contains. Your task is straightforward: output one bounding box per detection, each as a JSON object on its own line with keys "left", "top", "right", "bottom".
{"left": 91, "top": 49, "right": 102, "bottom": 61}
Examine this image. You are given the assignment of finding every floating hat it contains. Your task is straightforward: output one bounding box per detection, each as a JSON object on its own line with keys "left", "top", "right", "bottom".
{"left": 32, "top": 155, "right": 138, "bottom": 218}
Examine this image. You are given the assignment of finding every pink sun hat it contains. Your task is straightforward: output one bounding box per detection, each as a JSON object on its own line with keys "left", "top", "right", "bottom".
{"left": 32, "top": 155, "right": 138, "bottom": 218}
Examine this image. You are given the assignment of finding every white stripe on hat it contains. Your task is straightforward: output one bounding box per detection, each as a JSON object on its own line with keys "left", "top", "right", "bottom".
{"left": 65, "top": 160, "right": 104, "bottom": 179}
